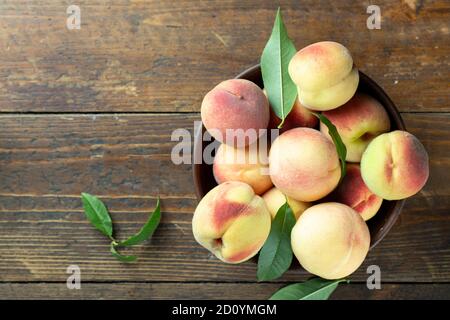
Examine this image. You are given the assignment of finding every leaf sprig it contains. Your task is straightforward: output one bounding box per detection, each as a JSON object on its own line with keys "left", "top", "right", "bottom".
{"left": 81, "top": 193, "right": 161, "bottom": 262}
{"left": 261, "top": 7, "right": 298, "bottom": 128}
{"left": 270, "top": 278, "right": 348, "bottom": 300}
{"left": 257, "top": 202, "right": 296, "bottom": 281}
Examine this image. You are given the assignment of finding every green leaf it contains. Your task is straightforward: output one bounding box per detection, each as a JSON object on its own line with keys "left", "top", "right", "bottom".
{"left": 313, "top": 113, "right": 347, "bottom": 181}
{"left": 110, "top": 242, "right": 137, "bottom": 262}
{"left": 118, "top": 197, "right": 161, "bottom": 247}
{"left": 257, "top": 202, "right": 296, "bottom": 281}
{"left": 270, "top": 278, "right": 348, "bottom": 300}
{"left": 261, "top": 7, "right": 298, "bottom": 128}
{"left": 81, "top": 193, "right": 113, "bottom": 238}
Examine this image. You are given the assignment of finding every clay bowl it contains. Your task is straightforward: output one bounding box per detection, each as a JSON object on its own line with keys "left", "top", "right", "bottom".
{"left": 193, "top": 64, "right": 406, "bottom": 250}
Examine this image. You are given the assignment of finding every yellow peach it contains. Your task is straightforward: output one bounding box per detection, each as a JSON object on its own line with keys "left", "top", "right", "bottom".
{"left": 201, "top": 79, "right": 269, "bottom": 147}
{"left": 269, "top": 128, "right": 341, "bottom": 202}
{"left": 360, "top": 130, "right": 429, "bottom": 200}
{"left": 262, "top": 187, "right": 311, "bottom": 220}
{"left": 321, "top": 93, "right": 390, "bottom": 162}
{"left": 327, "top": 164, "right": 383, "bottom": 221}
{"left": 288, "top": 41, "right": 359, "bottom": 111}
{"left": 291, "top": 202, "right": 370, "bottom": 279}
{"left": 213, "top": 143, "right": 272, "bottom": 195}
{"left": 192, "top": 181, "right": 271, "bottom": 263}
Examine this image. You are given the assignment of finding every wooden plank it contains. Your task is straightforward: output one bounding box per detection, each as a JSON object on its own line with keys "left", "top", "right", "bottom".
{"left": 0, "top": 0, "right": 448, "bottom": 112}
{"left": 0, "top": 282, "right": 449, "bottom": 300}
{"left": 0, "top": 113, "right": 448, "bottom": 282}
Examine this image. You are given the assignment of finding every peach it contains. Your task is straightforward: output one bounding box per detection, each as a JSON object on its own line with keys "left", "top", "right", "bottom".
{"left": 269, "top": 128, "right": 341, "bottom": 202}
{"left": 327, "top": 164, "right": 383, "bottom": 221}
{"left": 201, "top": 79, "right": 270, "bottom": 147}
{"left": 192, "top": 181, "right": 271, "bottom": 264}
{"left": 213, "top": 142, "right": 272, "bottom": 195}
{"left": 360, "top": 130, "right": 429, "bottom": 200}
{"left": 263, "top": 90, "right": 318, "bottom": 132}
{"left": 262, "top": 187, "right": 311, "bottom": 220}
{"left": 288, "top": 41, "right": 359, "bottom": 111}
{"left": 291, "top": 202, "right": 370, "bottom": 279}
{"left": 321, "top": 93, "right": 390, "bottom": 162}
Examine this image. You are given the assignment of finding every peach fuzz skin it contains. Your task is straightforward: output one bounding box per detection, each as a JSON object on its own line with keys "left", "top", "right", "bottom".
{"left": 269, "top": 128, "right": 341, "bottom": 202}
{"left": 213, "top": 143, "right": 273, "bottom": 195}
{"left": 192, "top": 181, "right": 271, "bottom": 264}
{"left": 201, "top": 79, "right": 269, "bottom": 147}
{"left": 263, "top": 90, "right": 318, "bottom": 132}
{"left": 361, "top": 130, "right": 429, "bottom": 200}
{"left": 288, "top": 41, "right": 359, "bottom": 111}
{"left": 326, "top": 164, "right": 383, "bottom": 221}
{"left": 262, "top": 187, "right": 311, "bottom": 220}
{"left": 321, "top": 93, "right": 390, "bottom": 162}
{"left": 291, "top": 202, "right": 370, "bottom": 279}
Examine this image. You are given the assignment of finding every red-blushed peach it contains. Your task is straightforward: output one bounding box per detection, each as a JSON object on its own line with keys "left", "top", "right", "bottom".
{"left": 201, "top": 79, "right": 269, "bottom": 147}
{"left": 263, "top": 89, "right": 318, "bottom": 132}
{"left": 321, "top": 93, "right": 390, "bottom": 162}
{"left": 288, "top": 41, "right": 359, "bottom": 111}
{"left": 269, "top": 128, "right": 341, "bottom": 202}
{"left": 192, "top": 181, "right": 271, "bottom": 264}
{"left": 262, "top": 187, "right": 311, "bottom": 220}
{"left": 360, "top": 130, "right": 429, "bottom": 200}
{"left": 327, "top": 164, "right": 383, "bottom": 221}
{"left": 291, "top": 202, "right": 370, "bottom": 279}
{"left": 213, "top": 142, "right": 272, "bottom": 195}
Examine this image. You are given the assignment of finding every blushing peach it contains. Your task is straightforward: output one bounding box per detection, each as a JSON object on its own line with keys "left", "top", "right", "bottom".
{"left": 269, "top": 128, "right": 341, "bottom": 202}
{"left": 201, "top": 79, "right": 269, "bottom": 147}
{"left": 192, "top": 181, "right": 271, "bottom": 264}
{"left": 213, "top": 142, "right": 272, "bottom": 195}
{"left": 360, "top": 130, "right": 429, "bottom": 200}
{"left": 262, "top": 187, "right": 311, "bottom": 220}
{"left": 291, "top": 202, "right": 370, "bottom": 279}
{"left": 321, "top": 93, "right": 390, "bottom": 162}
{"left": 327, "top": 164, "right": 383, "bottom": 221}
{"left": 288, "top": 41, "right": 359, "bottom": 111}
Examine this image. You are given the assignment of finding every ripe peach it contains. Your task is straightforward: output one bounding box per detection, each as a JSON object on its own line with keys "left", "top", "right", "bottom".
{"left": 321, "top": 93, "right": 390, "bottom": 162}
{"left": 360, "top": 130, "right": 429, "bottom": 200}
{"left": 269, "top": 128, "right": 341, "bottom": 202}
{"left": 262, "top": 187, "right": 311, "bottom": 220}
{"left": 327, "top": 164, "right": 383, "bottom": 221}
{"left": 201, "top": 79, "right": 270, "bottom": 147}
{"left": 288, "top": 41, "right": 359, "bottom": 111}
{"left": 291, "top": 202, "right": 370, "bottom": 279}
{"left": 213, "top": 142, "right": 272, "bottom": 195}
{"left": 192, "top": 181, "right": 271, "bottom": 264}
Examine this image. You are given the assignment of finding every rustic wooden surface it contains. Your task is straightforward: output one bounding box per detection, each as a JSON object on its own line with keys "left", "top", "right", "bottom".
{"left": 0, "top": 0, "right": 449, "bottom": 300}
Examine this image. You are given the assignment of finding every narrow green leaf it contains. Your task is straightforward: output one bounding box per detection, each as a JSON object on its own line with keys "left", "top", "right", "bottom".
{"left": 261, "top": 7, "right": 297, "bottom": 128}
{"left": 270, "top": 278, "right": 348, "bottom": 300}
{"left": 110, "top": 242, "right": 137, "bottom": 262}
{"left": 81, "top": 193, "right": 113, "bottom": 238}
{"left": 313, "top": 113, "right": 347, "bottom": 181}
{"left": 118, "top": 197, "right": 161, "bottom": 247}
{"left": 257, "top": 202, "right": 296, "bottom": 281}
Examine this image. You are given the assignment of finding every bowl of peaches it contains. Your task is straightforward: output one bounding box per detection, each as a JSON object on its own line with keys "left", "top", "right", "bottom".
{"left": 192, "top": 41, "right": 429, "bottom": 280}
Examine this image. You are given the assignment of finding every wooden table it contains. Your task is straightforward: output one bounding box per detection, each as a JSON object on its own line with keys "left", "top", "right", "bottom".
{"left": 0, "top": 0, "right": 449, "bottom": 300}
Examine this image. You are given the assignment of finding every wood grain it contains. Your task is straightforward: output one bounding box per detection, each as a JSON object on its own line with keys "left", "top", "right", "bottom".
{"left": 0, "top": 0, "right": 448, "bottom": 112}
{"left": 0, "top": 0, "right": 448, "bottom": 299}
{"left": 0, "top": 282, "right": 449, "bottom": 300}
{"left": 0, "top": 113, "right": 448, "bottom": 283}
